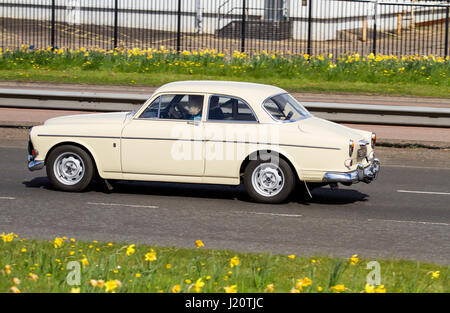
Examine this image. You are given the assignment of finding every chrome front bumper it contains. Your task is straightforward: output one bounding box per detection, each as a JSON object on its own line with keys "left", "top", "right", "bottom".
{"left": 323, "top": 158, "right": 380, "bottom": 184}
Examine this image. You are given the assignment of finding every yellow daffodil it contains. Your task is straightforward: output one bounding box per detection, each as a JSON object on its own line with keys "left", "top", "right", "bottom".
{"left": 365, "top": 284, "right": 375, "bottom": 293}
{"left": 185, "top": 279, "right": 192, "bottom": 284}
{"left": 331, "top": 284, "right": 345, "bottom": 293}
{"left": 317, "top": 286, "right": 323, "bottom": 292}
{"left": 375, "top": 285, "right": 386, "bottom": 293}
{"left": 172, "top": 284, "right": 181, "bottom": 293}
{"left": 135, "top": 273, "right": 141, "bottom": 278}
{"left": 5, "top": 265, "right": 11, "bottom": 275}
{"left": 70, "top": 288, "right": 80, "bottom": 293}
{"left": 296, "top": 277, "right": 312, "bottom": 289}
{"left": 145, "top": 249, "right": 157, "bottom": 262}
{"left": 20, "top": 248, "right": 26, "bottom": 253}
{"left": 1, "top": 232, "right": 15, "bottom": 243}
{"left": 288, "top": 254, "right": 295, "bottom": 259}
{"left": 224, "top": 285, "right": 237, "bottom": 293}
{"left": 105, "top": 280, "right": 121, "bottom": 293}
{"left": 230, "top": 256, "right": 240, "bottom": 268}
{"left": 166, "top": 264, "right": 171, "bottom": 269}
{"left": 80, "top": 258, "right": 89, "bottom": 266}
{"left": 431, "top": 271, "right": 440, "bottom": 279}
{"left": 265, "top": 284, "right": 274, "bottom": 292}
{"left": 349, "top": 254, "right": 359, "bottom": 265}
{"left": 126, "top": 244, "right": 135, "bottom": 256}
{"left": 194, "top": 278, "right": 205, "bottom": 293}
{"left": 195, "top": 240, "right": 204, "bottom": 248}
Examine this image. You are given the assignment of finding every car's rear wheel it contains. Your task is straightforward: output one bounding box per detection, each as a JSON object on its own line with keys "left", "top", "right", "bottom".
{"left": 244, "top": 155, "right": 296, "bottom": 203}
{"left": 46, "top": 145, "right": 94, "bottom": 192}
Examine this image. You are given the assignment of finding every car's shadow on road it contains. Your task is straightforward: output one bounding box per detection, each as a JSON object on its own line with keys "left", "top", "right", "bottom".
{"left": 23, "top": 177, "right": 368, "bottom": 206}
{"left": 296, "top": 187, "right": 369, "bottom": 205}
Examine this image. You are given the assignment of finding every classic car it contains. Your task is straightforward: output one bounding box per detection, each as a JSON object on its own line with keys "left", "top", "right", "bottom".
{"left": 27, "top": 80, "right": 380, "bottom": 203}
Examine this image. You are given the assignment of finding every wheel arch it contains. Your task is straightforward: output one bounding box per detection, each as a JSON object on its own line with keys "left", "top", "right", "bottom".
{"left": 45, "top": 141, "right": 100, "bottom": 176}
{"left": 239, "top": 149, "right": 303, "bottom": 182}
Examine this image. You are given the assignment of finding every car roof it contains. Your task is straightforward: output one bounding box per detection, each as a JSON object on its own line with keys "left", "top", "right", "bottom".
{"left": 154, "top": 80, "right": 286, "bottom": 103}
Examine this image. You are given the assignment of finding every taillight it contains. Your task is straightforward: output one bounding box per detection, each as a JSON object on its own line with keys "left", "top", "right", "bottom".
{"left": 349, "top": 139, "right": 355, "bottom": 157}
{"left": 371, "top": 132, "right": 376, "bottom": 148}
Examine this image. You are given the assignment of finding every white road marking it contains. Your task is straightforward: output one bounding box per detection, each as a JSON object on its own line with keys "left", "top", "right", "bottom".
{"left": 238, "top": 211, "right": 303, "bottom": 218}
{"left": 87, "top": 202, "right": 159, "bottom": 209}
{"left": 368, "top": 219, "right": 450, "bottom": 227}
{"left": 397, "top": 190, "right": 450, "bottom": 196}
{"left": 0, "top": 197, "right": 16, "bottom": 200}
{"left": 384, "top": 165, "right": 450, "bottom": 170}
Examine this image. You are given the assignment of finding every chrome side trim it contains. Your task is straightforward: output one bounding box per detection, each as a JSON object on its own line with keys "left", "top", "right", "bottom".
{"left": 35, "top": 135, "right": 341, "bottom": 150}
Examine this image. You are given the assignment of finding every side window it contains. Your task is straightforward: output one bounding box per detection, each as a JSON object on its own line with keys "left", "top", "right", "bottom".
{"left": 208, "top": 96, "right": 257, "bottom": 122}
{"left": 140, "top": 94, "right": 204, "bottom": 120}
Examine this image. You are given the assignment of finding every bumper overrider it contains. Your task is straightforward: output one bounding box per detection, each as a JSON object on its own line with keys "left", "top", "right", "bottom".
{"left": 323, "top": 158, "right": 380, "bottom": 184}
{"left": 27, "top": 139, "right": 44, "bottom": 171}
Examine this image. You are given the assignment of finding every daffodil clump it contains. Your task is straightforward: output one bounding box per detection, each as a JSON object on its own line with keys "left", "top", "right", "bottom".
{"left": 0, "top": 232, "right": 448, "bottom": 293}
{"left": 0, "top": 46, "right": 448, "bottom": 90}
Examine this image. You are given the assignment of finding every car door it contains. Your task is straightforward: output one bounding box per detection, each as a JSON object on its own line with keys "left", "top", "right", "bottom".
{"left": 121, "top": 93, "right": 205, "bottom": 177}
{"left": 203, "top": 94, "right": 260, "bottom": 179}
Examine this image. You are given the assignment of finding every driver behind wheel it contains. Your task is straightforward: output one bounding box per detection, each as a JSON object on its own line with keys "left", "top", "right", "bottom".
{"left": 187, "top": 95, "right": 203, "bottom": 120}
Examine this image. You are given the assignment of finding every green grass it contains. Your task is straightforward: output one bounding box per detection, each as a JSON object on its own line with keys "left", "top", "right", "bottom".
{"left": 0, "top": 48, "right": 448, "bottom": 98}
{"left": 0, "top": 234, "right": 448, "bottom": 293}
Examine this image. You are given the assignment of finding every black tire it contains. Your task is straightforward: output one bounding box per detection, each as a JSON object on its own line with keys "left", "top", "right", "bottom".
{"left": 243, "top": 154, "right": 296, "bottom": 204}
{"left": 46, "top": 145, "right": 94, "bottom": 192}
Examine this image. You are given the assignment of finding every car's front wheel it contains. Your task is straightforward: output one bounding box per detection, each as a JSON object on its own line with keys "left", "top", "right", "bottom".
{"left": 244, "top": 155, "right": 296, "bottom": 203}
{"left": 46, "top": 145, "right": 94, "bottom": 192}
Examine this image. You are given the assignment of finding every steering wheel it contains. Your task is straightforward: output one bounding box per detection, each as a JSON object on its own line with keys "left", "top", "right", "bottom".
{"left": 285, "top": 111, "right": 294, "bottom": 121}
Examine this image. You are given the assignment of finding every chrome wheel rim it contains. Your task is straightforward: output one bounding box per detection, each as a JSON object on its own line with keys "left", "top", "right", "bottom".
{"left": 53, "top": 152, "right": 85, "bottom": 185}
{"left": 251, "top": 163, "right": 285, "bottom": 197}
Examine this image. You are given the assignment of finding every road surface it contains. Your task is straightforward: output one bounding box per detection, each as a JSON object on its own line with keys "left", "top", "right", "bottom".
{"left": 0, "top": 139, "right": 449, "bottom": 264}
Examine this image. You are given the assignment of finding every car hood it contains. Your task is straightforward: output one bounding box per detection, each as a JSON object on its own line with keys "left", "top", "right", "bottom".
{"left": 299, "top": 116, "right": 367, "bottom": 141}
{"left": 44, "top": 111, "right": 132, "bottom": 125}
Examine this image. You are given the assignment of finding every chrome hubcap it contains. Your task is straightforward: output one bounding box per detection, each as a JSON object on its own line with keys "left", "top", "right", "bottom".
{"left": 54, "top": 152, "right": 85, "bottom": 185}
{"left": 251, "top": 163, "right": 285, "bottom": 197}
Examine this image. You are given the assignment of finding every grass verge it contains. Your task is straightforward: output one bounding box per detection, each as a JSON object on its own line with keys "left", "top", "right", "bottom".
{"left": 0, "top": 234, "right": 448, "bottom": 293}
{"left": 0, "top": 69, "right": 447, "bottom": 98}
{"left": 0, "top": 48, "right": 448, "bottom": 98}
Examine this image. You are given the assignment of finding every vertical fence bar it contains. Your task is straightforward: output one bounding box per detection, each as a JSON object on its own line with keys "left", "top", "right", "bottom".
{"left": 372, "top": 0, "right": 377, "bottom": 55}
{"left": 51, "top": 0, "right": 56, "bottom": 49}
{"left": 307, "top": 0, "right": 312, "bottom": 56}
{"left": 113, "top": 0, "right": 118, "bottom": 48}
{"left": 177, "top": 0, "right": 181, "bottom": 52}
{"left": 241, "top": 0, "right": 246, "bottom": 53}
{"left": 445, "top": 6, "right": 449, "bottom": 58}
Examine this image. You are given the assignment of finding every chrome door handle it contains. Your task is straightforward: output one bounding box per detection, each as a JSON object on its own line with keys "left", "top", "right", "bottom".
{"left": 187, "top": 120, "right": 201, "bottom": 126}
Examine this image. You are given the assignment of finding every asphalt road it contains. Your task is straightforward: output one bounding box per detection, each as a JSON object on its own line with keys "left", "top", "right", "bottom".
{"left": 0, "top": 145, "right": 449, "bottom": 264}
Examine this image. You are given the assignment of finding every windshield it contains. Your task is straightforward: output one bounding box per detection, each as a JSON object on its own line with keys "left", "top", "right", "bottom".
{"left": 263, "top": 93, "right": 310, "bottom": 122}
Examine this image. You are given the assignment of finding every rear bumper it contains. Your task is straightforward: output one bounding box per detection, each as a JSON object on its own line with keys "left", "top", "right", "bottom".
{"left": 323, "top": 158, "right": 380, "bottom": 184}
{"left": 28, "top": 154, "right": 45, "bottom": 171}
{"left": 27, "top": 137, "right": 44, "bottom": 171}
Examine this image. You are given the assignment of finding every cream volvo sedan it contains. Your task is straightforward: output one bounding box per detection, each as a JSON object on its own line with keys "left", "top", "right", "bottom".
{"left": 27, "top": 81, "right": 380, "bottom": 203}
